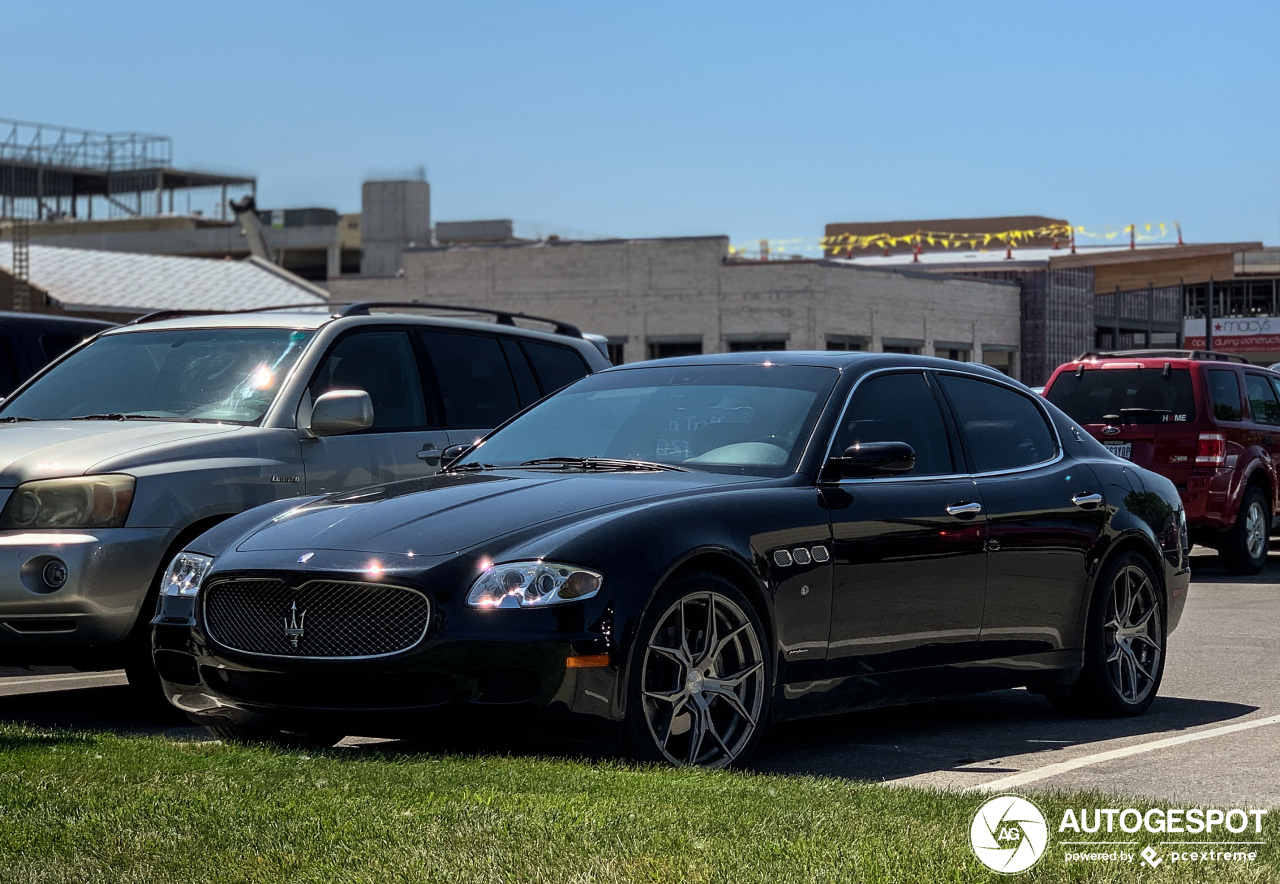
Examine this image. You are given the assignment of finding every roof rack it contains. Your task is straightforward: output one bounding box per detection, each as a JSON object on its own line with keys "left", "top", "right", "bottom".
{"left": 125, "top": 301, "right": 586, "bottom": 340}
{"left": 1075, "top": 349, "right": 1250, "bottom": 364}
{"left": 331, "top": 301, "right": 584, "bottom": 338}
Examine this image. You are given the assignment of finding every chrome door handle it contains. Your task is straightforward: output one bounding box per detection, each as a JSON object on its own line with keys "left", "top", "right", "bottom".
{"left": 1071, "top": 492, "right": 1103, "bottom": 508}
{"left": 417, "top": 444, "right": 442, "bottom": 464}
{"left": 946, "top": 502, "right": 983, "bottom": 517}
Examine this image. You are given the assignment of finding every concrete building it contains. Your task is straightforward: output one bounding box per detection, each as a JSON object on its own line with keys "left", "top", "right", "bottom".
{"left": 834, "top": 238, "right": 1264, "bottom": 383}
{"left": 329, "top": 235, "right": 1021, "bottom": 374}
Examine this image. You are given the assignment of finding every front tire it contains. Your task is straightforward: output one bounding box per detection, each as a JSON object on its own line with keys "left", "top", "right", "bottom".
{"left": 623, "top": 572, "right": 771, "bottom": 768}
{"left": 1219, "top": 485, "right": 1269, "bottom": 575}
{"left": 1051, "top": 552, "right": 1166, "bottom": 717}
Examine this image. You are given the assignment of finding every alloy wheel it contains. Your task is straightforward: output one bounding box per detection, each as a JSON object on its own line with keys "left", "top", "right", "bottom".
{"left": 1244, "top": 500, "right": 1267, "bottom": 561}
{"left": 639, "top": 591, "right": 765, "bottom": 768}
{"left": 1104, "top": 564, "right": 1162, "bottom": 705}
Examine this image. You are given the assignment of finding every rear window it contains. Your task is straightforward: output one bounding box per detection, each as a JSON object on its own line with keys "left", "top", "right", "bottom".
{"left": 1047, "top": 367, "right": 1195, "bottom": 425}
{"left": 1207, "top": 370, "right": 1243, "bottom": 422}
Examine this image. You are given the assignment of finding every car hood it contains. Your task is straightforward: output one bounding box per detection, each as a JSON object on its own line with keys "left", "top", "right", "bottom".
{"left": 0, "top": 420, "right": 245, "bottom": 486}
{"left": 237, "top": 468, "right": 765, "bottom": 556}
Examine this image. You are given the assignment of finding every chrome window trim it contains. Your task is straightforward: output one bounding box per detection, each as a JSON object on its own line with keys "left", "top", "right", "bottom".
{"left": 201, "top": 577, "right": 432, "bottom": 661}
{"left": 819, "top": 365, "right": 1064, "bottom": 484}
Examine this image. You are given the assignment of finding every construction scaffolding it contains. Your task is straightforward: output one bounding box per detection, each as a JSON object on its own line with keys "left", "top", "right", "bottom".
{"left": 0, "top": 118, "right": 254, "bottom": 222}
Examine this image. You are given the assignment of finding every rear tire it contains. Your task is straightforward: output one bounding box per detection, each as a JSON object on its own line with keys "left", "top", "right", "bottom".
{"left": 206, "top": 722, "right": 341, "bottom": 749}
{"left": 1219, "top": 486, "right": 1269, "bottom": 575}
{"left": 1050, "top": 552, "right": 1165, "bottom": 717}
{"left": 623, "top": 572, "right": 771, "bottom": 769}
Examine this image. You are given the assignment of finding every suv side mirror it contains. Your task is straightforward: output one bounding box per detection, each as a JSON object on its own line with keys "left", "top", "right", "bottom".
{"left": 308, "top": 390, "right": 374, "bottom": 437}
{"left": 824, "top": 441, "right": 915, "bottom": 480}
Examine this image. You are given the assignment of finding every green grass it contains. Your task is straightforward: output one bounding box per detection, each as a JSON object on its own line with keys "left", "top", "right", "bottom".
{"left": 0, "top": 724, "right": 1274, "bottom": 883}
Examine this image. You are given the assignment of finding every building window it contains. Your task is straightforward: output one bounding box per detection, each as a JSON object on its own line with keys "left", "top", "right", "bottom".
{"left": 935, "top": 346, "right": 971, "bottom": 362}
{"left": 881, "top": 339, "right": 923, "bottom": 355}
{"left": 825, "top": 336, "right": 865, "bottom": 351}
{"left": 648, "top": 339, "right": 703, "bottom": 360}
{"left": 982, "top": 348, "right": 1016, "bottom": 376}
{"left": 727, "top": 339, "right": 787, "bottom": 352}
{"left": 606, "top": 338, "right": 627, "bottom": 365}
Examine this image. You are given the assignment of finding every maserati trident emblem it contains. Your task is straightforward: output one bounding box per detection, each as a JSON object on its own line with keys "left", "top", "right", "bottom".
{"left": 284, "top": 601, "right": 306, "bottom": 648}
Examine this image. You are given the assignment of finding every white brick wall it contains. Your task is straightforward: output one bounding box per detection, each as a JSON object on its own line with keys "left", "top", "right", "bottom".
{"left": 330, "top": 236, "right": 1022, "bottom": 377}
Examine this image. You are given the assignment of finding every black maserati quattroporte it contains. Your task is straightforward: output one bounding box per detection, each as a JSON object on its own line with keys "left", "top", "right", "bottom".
{"left": 153, "top": 354, "right": 1189, "bottom": 767}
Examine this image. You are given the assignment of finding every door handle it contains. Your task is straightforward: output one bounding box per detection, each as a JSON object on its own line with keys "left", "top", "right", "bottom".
{"left": 1071, "top": 492, "right": 1103, "bottom": 508}
{"left": 417, "top": 444, "right": 442, "bottom": 465}
{"left": 945, "top": 501, "right": 983, "bottom": 517}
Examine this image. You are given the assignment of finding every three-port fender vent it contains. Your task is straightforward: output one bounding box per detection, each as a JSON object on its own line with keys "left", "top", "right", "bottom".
{"left": 202, "top": 578, "right": 430, "bottom": 659}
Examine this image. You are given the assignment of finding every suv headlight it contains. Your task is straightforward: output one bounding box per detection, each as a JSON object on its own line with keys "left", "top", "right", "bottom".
{"left": 161, "top": 553, "right": 215, "bottom": 597}
{"left": 0, "top": 475, "right": 135, "bottom": 529}
{"left": 467, "top": 561, "right": 603, "bottom": 608}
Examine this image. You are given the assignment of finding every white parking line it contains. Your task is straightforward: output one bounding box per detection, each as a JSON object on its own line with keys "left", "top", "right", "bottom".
{"left": 967, "top": 713, "right": 1280, "bottom": 793}
{"left": 0, "top": 671, "right": 124, "bottom": 689}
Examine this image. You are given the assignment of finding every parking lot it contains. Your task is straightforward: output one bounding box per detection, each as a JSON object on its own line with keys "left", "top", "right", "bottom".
{"left": 3, "top": 547, "right": 1276, "bottom": 807}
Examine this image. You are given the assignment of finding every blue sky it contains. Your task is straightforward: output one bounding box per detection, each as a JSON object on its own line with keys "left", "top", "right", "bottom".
{"left": 4, "top": 1, "right": 1278, "bottom": 249}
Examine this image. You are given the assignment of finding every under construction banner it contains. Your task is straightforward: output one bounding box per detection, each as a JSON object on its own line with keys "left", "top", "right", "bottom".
{"left": 1184, "top": 316, "right": 1280, "bottom": 353}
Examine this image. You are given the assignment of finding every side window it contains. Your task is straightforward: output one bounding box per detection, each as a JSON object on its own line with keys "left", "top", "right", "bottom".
{"left": 1207, "top": 370, "right": 1244, "bottom": 422}
{"left": 1245, "top": 374, "right": 1280, "bottom": 425}
{"left": 938, "top": 374, "right": 1056, "bottom": 473}
{"left": 0, "top": 337, "right": 18, "bottom": 397}
{"left": 836, "top": 372, "right": 954, "bottom": 476}
{"left": 523, "top": 340, "right": 591, "bottom": 394}
{"left": 500, "top": 337, "right": 541, "bottom": 406}
{"left": 309, "top": 330, "right": 429, "bottom": 431}
{"left": 40, "top": 333, "right": 85, "bottom": 363}
{"left": 420, "top": 331, "right": 521, "bottom": 429}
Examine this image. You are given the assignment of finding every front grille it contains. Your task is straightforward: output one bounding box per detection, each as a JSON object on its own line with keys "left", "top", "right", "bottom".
{"left": 202, "top": 578, "right": 431, "bottom": 658}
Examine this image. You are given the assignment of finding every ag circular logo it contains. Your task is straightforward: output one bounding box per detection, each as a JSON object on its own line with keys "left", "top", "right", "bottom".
{"left": 970, "top": 795, "right": 1049, "bottom": 874}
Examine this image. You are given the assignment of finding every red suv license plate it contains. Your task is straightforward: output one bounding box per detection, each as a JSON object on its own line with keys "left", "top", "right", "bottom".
{"left": 1103, "top": 442, "right": 1132, "bottom": 460}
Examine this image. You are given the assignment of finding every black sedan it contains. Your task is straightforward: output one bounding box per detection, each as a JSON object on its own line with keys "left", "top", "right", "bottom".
{"left": 152, "top": 354, "right": 1190, "bottom": 768}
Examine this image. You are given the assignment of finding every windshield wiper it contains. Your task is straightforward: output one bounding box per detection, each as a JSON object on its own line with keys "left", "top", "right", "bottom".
{"left": 1118, "top": 407, "right": 1172, "bottom": 419}
{"left": 69, "top": 413, "right": 172, "bottom": 421}
{"left": 518, "top": 456, "right": 687, "bottom": 473}
{"left": 444, "top": 461, "right": 496, "bottom": 473}
{"left": 0, "top": 416, "right": 37, "bottom": 422}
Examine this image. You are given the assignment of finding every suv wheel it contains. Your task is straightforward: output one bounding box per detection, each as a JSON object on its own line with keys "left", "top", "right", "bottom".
{"left": 1050, "top": 552, "right": 1165, "bottom": 717}
{"left": 1220, "top": 485, "right": 1270, "bottom": 575}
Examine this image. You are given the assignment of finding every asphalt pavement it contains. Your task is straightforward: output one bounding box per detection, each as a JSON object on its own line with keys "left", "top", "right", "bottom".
{"left": 2, "top": 547, "right": 1276, "bottom": 806}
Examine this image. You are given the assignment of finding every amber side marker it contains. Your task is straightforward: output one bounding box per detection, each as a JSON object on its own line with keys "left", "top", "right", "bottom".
{"left": 566, "top": 654, "right": 611, "bottom": 669}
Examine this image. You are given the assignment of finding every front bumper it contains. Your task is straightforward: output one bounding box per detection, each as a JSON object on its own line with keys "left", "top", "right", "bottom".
{"left": 152, "top": 560, "right": 622, "bottom": 742}
{"left": 0, "top": 527, "right": 173, "bottom": 654}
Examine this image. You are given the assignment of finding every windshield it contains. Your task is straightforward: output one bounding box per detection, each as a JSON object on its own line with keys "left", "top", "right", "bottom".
{"left": 1047, "top": 368, "right": 1196, "bottom": 425}
{"left": 0, "top": 327, "right": 313, "bottom": 424}
{"left": 464, "top": 364, "right": 839, "bottom": 476}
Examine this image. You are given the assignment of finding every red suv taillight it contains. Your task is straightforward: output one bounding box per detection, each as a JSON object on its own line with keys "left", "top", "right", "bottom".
{"left": 1196, "top": 432, "right": 1226, "bottom": 465}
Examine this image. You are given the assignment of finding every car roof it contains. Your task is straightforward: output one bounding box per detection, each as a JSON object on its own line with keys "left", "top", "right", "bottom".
{"left": 95, "top": 309, "right": 597, "bottom": 349}
{"left": 1055, "top": 350, "right": 1256, "bottom": 371}
{"left": 0, "top": 311, "right": 116, "bottom": 332}
{"left": 608, "top": 351, "right": 1018, "bottom": 381}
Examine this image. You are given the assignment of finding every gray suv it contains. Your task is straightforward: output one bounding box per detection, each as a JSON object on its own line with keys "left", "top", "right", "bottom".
{"left": 0, "top": 302, "right": 609, "bottom": 691}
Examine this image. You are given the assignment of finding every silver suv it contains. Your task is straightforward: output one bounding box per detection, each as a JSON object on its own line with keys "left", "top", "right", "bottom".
{"left": 0, "top": 302, "right": 609, "bottom": 691}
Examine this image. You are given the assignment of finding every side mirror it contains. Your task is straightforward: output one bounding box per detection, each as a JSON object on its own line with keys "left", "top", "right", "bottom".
{"left": 308, "top": 390, "right": 374, "bottom": 437}
{"left": 440, "top": 443, "right": 471, "bottom": 468}
{"left": 824, "top": 441, "right": 915, "bottom": 480}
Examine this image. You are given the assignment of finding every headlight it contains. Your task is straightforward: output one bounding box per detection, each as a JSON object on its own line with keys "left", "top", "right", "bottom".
{"left": 0, "top": 475, "right": 135, "bottom": 529}
{"left": 467, "top": 561, "right": 603, "bottom": 608}
{"left": 161, "top": 552, "right": 215, "bottom": 597}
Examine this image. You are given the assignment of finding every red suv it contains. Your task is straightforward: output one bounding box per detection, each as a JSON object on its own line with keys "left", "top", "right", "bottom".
{"left": 1044, "top": 349, "right": 1280, "bottom": 574}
